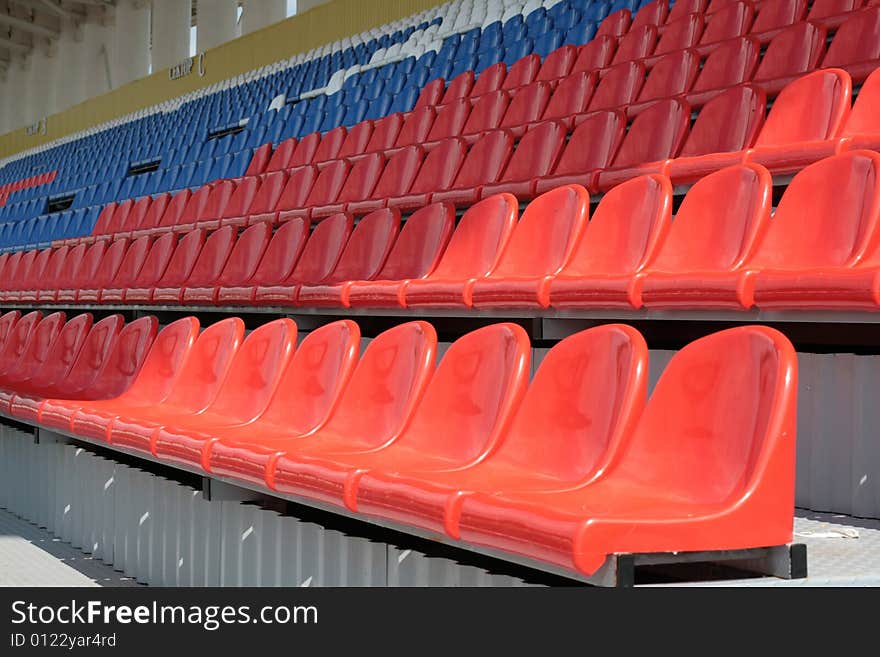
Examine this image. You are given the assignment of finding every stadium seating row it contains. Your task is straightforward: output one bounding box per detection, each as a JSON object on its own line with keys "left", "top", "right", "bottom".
{"left": 1, "top": 149, "right": 878, "bottom": 311}
{"left": 0, "top": 309, "right": 797, "bottom": 576}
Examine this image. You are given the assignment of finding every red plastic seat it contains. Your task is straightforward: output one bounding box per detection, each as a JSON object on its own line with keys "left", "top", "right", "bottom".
{"left": 10, "top": 314, "right": 121, "bottom": 423}
{"left": 542, "top": 71, "right": 596, "bottom": 122}
{"left": 66, "top": 317, "right": 201, "bottom": 442}
{"left": 221, "top": 170, "right": 288, "bottom": 228}
{"left": 37, "top": 245, "right": 85, "bottom": 303}
{"left": 821, "top": 7, "right": 880, "bottom": 81}
{"left": 177, "top": 180, "right": 233, "bottom": 232}
{"left": 153, "top": 225, "right": 236, "bottom": 304}
{"left": 502, "top": 54, "right": 541, "bottom": 91}
{"left": 461, "top": 89, "right": 509, "bottom": 137}
{"left": 535, "top": 110, "right": 626, "bottom": 194}
{"left": 404, "top": 194, "right": 519, "bottom": 308}
{"left": 203, "top": 176, "right": 261, "bottom": 230}
{"left": 587, "top": 60, "right": 645, "bottom": 111}
{"left": 633, "top": 0, "right": 669, "bottom": 27}
{"left": 265, "top": 137, "right": 297, "bottom": 172}
{"left": 653, "top": 13, "right": 704, "bottom": 56}
{"left": 297, "top": 208, "right": 401, "bottom": 307}
{"left": 244, "top": 143, "right": 272, "bottom": 176}
{"left": 151, "top": 318, "right": 297, "bottom": 468}
{"left": 470, "top": 185, "right": 590, "bottom": 308}
{"left": 217, "top": 217, "right": 308, "bottom": 305}
{"left": 639, "top": 164, "right": 773, "bottom": 308}
{"left": 0, "top": 311, "right": 21, "bottom": 349}
{"left": 414, "top": 78, "right": 445, "bottom": 108}
{"left": 85, "top": 235, "right": 153, "bottom": 304}
{"left": 0, "top": 313, "right": 93, "bottom": 414}
{"left": 839, "top": 66, "right": 880, "bottom": 151}
{"left": 103, "top": 232, "right": 177, "bottom": 304}
{"left": 108, "top": 317, "right": 245, "bottom": 452}
{"left": 549, "top": 175, "right": 672, "bottom": 308}
{"left": 90, "top": 202, "right": 118, "bottom": 238}
{"left": 394, "top": 106, "right": 436, "bottom": 148}
{"left": 700, "top": 1, "right": 756, "bottom": 44}
{"left": 457, "top": 326, "right": 798, "bottom": 577}
{"left": 597, "top": 9, "right": 632, "bottom": 37}
{"left": 149, "top": 188, "right": 193, "bottom": 234}
{"left": 254, "top": 212, "right": 353, "bottom": 305}
{"left": 354, "top": 325, "right": 649, "bottom": 536}
{"left": 472, "top": 62, "right": 507, "bottom": 96}
{"left": 0, "top": 311, "right": 42, "bottom": 378}
{"left": 345, "top": 203, "right": 455, "bottom": 308}
{"left": 102, "top": 200, "right": 134, "bottom": 239}
{"left": 113, "top": 196, "right": 152, "bottom": 238}
{"left": 432, "top": 130, "right": 514, "bottom": 205}
{"left": 596, "top": 98, "right": 691, "bottom": 191}
{"left": 365, "top": 113, "right": 403, "bottom": 153}
{"left": 249, "top": 165, "right": 317, "bottom": 225}
{"left": 55, "top": 241, "right": 111, "bottom": 303}
{"left": 312, "top": 125, "right": 347, "bottom": 163}
{"left": 270, "top": 323, "right": 529, "bottom": 511}
{"left": 686, "top": 36, "right": 759, "bottom": 106}
{"left": 73, "top": 237, "right": 130, "bottom": 303}
{"left": 751, "top": 0, "right": 807, "bottom": 35}
{"left": 536, "top": 45, "right": 577, "bottom": 82}
{"left": 425, "top": 98, "right": 471, "bottom": 142}
{"left": 283, "top": 159, "right": 351, "bottom": 221}
{"left": 668, "top": 85, "right": 766, "bottom": 183}
{"left": 744, "top": 151, "right": 880, "bottom": 309}
{"left": 37, "top": 315, "right": 159, "bottom": 430}
{"left": 5, "top": 248, "right": 50, "bottom": 303}
{"left": 131, "top": 193, "right": 171, "bottom": 236}
{"left": 338, "top": 120, "right": 373, "bottom": 159}
{"left": 311, "top": 152, "right": 386, "bottom": 218}
{"left": 0, "top": 252, "right": 24, "bottom": 294}
{"left": 612, "top": 25, "right": 659, "bottom": 65}
{"left": 347, "top": 146, "right": 423, "bottom": 215}
{"left": 0, "top": 312, "right": 65, "bottom": 387}
{"left": 631, "top": 49, "right": 699, "bottom": 109}
{"left": 572, "top": 36, "right": 617, "bottom": 74}
{"left": 182, "top": 222, "right": 271, "bottom": 304}
{"left": 387, "top": 138, "right": 466, "bottom": 210}
{"left": 290, "top": 132, "right": 322, "bottom": 167}
{"left": 669, "top": 0, "right": 708, "bottom": 21}
{"left": 752, "top": 21, "right": 827, "bottom": 94}
{"left": 808, "top": 0, "right": 863, "bottom": 26}
{"left": 747, "top": 68, "right": 852, "bottom": 174}
{"left": 125, "top": 229, "right": 205, "bottom": 303}
{"left": 500, "top": 81, "right": 551, "bottom": 131}
{"left": 204, "top": 320, "right": 362, "bottom": 482}
{"left": 442, "top": 70, "right": 475, "bottom": 103}
{"left": 482, "top": 121, "right": 567, "bottom": 199}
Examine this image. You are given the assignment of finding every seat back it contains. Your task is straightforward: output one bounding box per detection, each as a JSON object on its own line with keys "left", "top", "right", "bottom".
{"left": 313, "top": 125, "right": 347, "bottom": 163}
{"left": 414, "top": 78, "right": 445, "bottom": 108}
{"left": 6, "top": 311, "right": 65, "bottom": 380}
{"left": 502, "top": 54, "right": 541, "bottom": 90}
{"left": 649, "top": 164, "right": 772, "bottom": 272}
{"left": 754, "top": 68, "right": 851, "bottom": 147}
{"left": 216, "top": 222, "right": 271, "bottom": 287}
{"left": 246, "top": 217, "right": 309, "bottom": 286}
{"left": 336, "top": 152, "right": 385, "bottom": 203}
{"left": 304, "top": 159, "right": 351, "bottom": 207}
{"left": 201, "top": 180, "right": 236, "bottom": 220}
{"left": 750, "top": 150, "right": 880, "bottom": 269}
{"left": 0, "top": 310, "right": 21, "bottom": 348}
{"left": 614, "top": 326, "right": 797, "bottom": 506}
{"left": 700, "top": 1, "right": 755, "bottom": 44}
{"left": 398, "top": 323, "right": 530, "bottom": 463}
{"left": 821, "top": 6, "right": 880, "bottom": 68}
{"left": 395, "top": 106, "right": 436, "bottom": 147}
{"left": 597, "top": 9, "right": 633, "bottom": 38}
{"left": 369, "top": 145, "right": 423, "bottom": 199}
{"left": 588, "top": 60, "right": 645, "bottom": 111}
{"left": 108, "top": 236, "right": 153, "bottom": 287}
{"left": 753, "top": 21, "right": 827, "bottom": 81}
{"left": 612, "top": 24, "right": 659, "bottom": 65}
{"left": 203, "top": 318, "right": 297, "bottom": 422}
{"left": 87, "top": 316, "right": 160, "bottom": 399}
{"left": 543, "top": 71, "right": 595, "bottom": 119}
{"left": 57, "top": 314, "right": 124, "bottom": 394}
{"left": 28, "top": 313, "right": 94, "bottom": 388}
{"left": 842, "top": 66, "right": 880, "bottom": 137}
{"left": 275, "top": 165, "right": 318, "bottom": 211}
{"left": 110, "top": 317, "right": 200, "bottom": 404}
{"left": 451, "top": 130, "right": 514, "bottom": 190}
{"left": 322, "top": 208, "right": 400, "bottom": 284}
{"left": 155, "top": 229, "right": 206, "bottom": 286}
{"left": 290, "top": 132, "right": 321, "bottom": 167}
{"left": 501, "top": 81, "right": 551, "bottom": 128}
{"left": 375, "top": 203, "right": 455, "bottom": 281}
{"left": 560, "top": 175, "right": 672, "bottom": 276}
{"left": 247, "top": 171, "right": 288, "bottom": 215}
{"left": 655, "top": 13, "right": 705, "bottom": 55}
{"left": 611, "top": 99, "right": 691, "bottom": 167}
{"left": 183, "top": 225, "right": 236, "bottom": 286}
{"left": 157, "top": 189, "right": 192, "bottom": 229}
{"left": 160, "top": 317, "right": 245, "bottom": 414}
{"left": 572, "top": 35, "right": 617, "bottom": 73}
{"left": 751, "top": 0, "right": 807, "bottom": 33}
{"left": 89, "top": 238, "right": 129, "bottom": 288}
{"left": 638, "top": 50, "right": 700, "bottom": 103}
{"left": 427, "top": 97, "right": 471, "bottom": 141}
{"left": 258, "top": 320, "right": 361, "bottom": 434}
{"left": 493, "top": 324, "right": 648, "bottom": 483}
{"left": 553, "top": 110, "right": 626, "bottom": 176}
{"left": 70, "top": 241, "right": 109, "bottom": 288}
{"left": 680, "top": 86, "right": 766, "bottom": 156}
{"left": 410, "top": 138, "right": 467, "bottom": 195}
{"left": 365, "top": 114, "right": 403, "bottom": 152}
{"left": 265, "top": 137, "right": 297, "bottom": 172}
{"left": 287, "top": 213, "right": 354, "bottom": 284}
{"left": 536, "top": 45, "right": 578, "bottom": 82}
{"left": 473, "top": 62, "right": 507, "bottom": 96}
{"left": 691, "top": 36, "right": 759, "bottom": 92}
{"left": 130, "top": 231, "right": 179, "bottom": 287}
{"left": 317, "top": 321, "right": 437, "bottom": 449}
{"left": 463, "top": 90, "right": 509, "bottom": 134}
{"left": 136, "top": 193, "right": 171, "bottom": 232}
{"left": 442, "top": 70, "right": 475, "bottom": 103}
{"left": 808, "top": 0, "right": 861, "bottom": 20}
{"left": 493, "top": 184, "right": 590, "bottom": 278}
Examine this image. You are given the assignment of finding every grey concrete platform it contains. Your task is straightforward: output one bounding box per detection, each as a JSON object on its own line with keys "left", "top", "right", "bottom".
{"left": 0, "top": 509, "right": 140, "bottom": 587}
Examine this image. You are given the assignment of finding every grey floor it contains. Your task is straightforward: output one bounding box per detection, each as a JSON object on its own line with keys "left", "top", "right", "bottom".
{"left": 0, "top": 508, "right": 139, "bottom": 587}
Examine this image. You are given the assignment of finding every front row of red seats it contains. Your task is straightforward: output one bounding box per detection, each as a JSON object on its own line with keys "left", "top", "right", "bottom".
{"left": 9, "top": 149, "right": 880, "bottom": 311}
{"left": 0, "top": 309, "right": 798, "bottom": 577}
{"left": 67, "top": 65, "right": 880, "bottom": 247}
